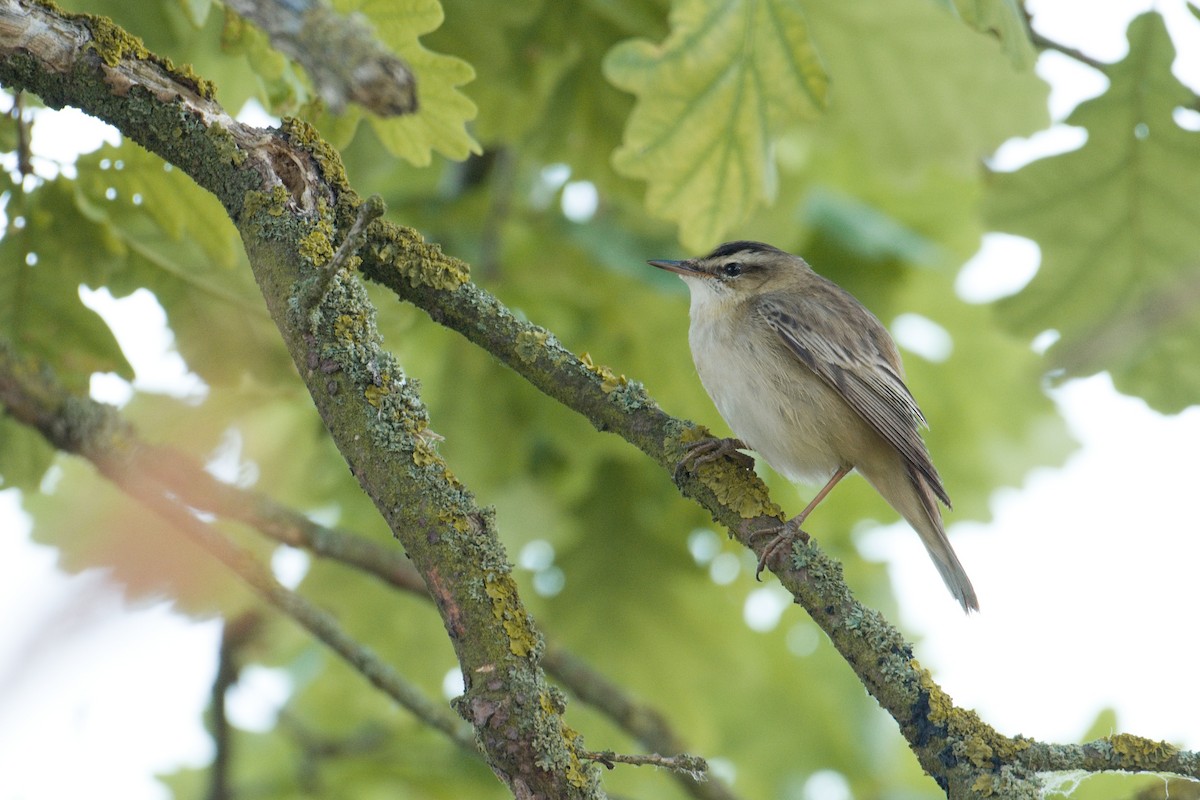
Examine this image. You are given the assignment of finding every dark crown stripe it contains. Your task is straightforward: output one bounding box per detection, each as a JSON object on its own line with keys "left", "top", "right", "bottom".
{"left": 705, "top": 240, "right": 785, "bottom": 260}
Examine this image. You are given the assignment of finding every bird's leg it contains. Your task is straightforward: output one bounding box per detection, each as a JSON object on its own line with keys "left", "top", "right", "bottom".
{"left": 753, "top": 465, "right": 852, "bottom": 579}
{"left": 674, "top": 436, "right": 754, "bottom": 481}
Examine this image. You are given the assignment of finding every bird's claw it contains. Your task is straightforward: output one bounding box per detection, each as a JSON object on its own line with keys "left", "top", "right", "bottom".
{"left": 744, "top": 518, "right": 811, "bottom": 580}
{"left": 673, "top": 436, "right": 753, "bottom": 481}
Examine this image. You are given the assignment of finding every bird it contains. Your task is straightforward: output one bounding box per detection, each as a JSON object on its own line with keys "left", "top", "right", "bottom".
{"left": 649, "top": 240, "right": 978, "bottom": 612}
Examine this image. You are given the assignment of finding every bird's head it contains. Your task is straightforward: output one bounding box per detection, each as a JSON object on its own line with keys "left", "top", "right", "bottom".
{"left": 648, "top": 241, "right": 809, "bottom": 309}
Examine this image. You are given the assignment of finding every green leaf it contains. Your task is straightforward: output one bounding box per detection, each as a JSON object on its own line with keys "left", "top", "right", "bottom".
{"left": 0, "top": 181, "right": 132, "bottom": 385}
{"left": 949, "top": 0, "right": 1037, "bottom": 69}
{"left": 178, "top": 0, "right": 212, "bottom": 27}
{"left": 802, "top": 0, "right": 1048, "bottom": 181}
{"left": 73, "top": 141, "right": 294, "bottom": 385}
{"left": 429, "top": 2, "right": 650, "bottom": 198}
{"left": 986, "top": 12, "right": 1200, "bottom": 413}
{"left": 604, "top": 0, "right": 829, "bottom": 250}
{"left": 0, "top": 420, "right": 55, "bottom": 491}
{"left": 335, "top": 0, "right": 481, "bottom": 164}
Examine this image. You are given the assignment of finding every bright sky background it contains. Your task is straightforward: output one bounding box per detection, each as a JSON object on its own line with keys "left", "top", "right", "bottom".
{"left": 3, "top": 2, "right": 1200, "bottom": 798}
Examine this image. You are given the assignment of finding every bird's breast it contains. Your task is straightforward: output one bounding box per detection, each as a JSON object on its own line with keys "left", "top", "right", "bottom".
{"left": 687, "top": 314, "right": 869, "bottom": 484}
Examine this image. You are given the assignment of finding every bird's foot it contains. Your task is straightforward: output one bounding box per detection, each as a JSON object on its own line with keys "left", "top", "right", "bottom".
{"left": 745, "top": 517, "right": 811, "bottom": 580}
{"left": 674, "top": 436, "right": 754, "bottom": 481}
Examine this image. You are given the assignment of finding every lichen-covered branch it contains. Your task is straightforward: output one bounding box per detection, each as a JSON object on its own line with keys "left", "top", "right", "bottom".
{"left": 2, "top": 2, "right": 1198, "bottom": 797}
{"left": 225, "top": 0, "right": 417, "bottom": 116}
{"left": 0, "top": 335, "right": 734, "bottom": 799}
{"left": 0, "top": 3, "right": 598, "bottom": 797}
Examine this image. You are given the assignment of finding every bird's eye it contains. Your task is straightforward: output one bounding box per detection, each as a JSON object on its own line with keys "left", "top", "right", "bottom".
{"left": 721, "top": 262, "right": 743, "bottom": 277}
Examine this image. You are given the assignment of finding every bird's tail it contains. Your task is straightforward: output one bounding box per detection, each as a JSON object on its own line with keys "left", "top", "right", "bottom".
{"left": 861, "top": 461, "right": 979, "bottom": 613}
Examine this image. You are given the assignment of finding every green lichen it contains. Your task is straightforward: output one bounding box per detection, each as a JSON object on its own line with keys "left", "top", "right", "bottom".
{"left": 82, "top": 14, "right": 149, "bottom": 66}
{"left": 207, "top": 122, "right": 246, "bottom": 167}
{"left": 1104, "top": 733, "right": 1179, "bottom": 768}
{"left": 607, "top": 380, "right": 654, "bottom": 412}
{"left": 483, "top": 573, "right": 538, "bottom": 658}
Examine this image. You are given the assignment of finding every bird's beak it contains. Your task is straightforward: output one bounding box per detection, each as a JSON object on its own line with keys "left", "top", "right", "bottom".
{"left": 648, "top": 258, "right": 706, "bottom": 277}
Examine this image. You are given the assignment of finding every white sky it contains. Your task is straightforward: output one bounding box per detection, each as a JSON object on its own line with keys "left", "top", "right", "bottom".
{"left": 3, "top": 2, "right": 1200, "bottom": 797}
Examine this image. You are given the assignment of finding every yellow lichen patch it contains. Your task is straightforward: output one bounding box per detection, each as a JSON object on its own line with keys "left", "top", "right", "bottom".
{"left": 242, "top": 186, "right": 290, "bottom": 220}
{"left": 83, "top": 14, "right": 150, "bottom": 66}
{"left": 555, "top": 718, "right": 590, "bottom": 787}
{"left": 374, "top": 229, "right": 470, "bottom": 290}
{"left": 483, "top": 574, "right": 537, "bottom": 658}
{"left": 1104, "top": 733, "right": 1179, "bottom": 768}
{"left": 912, "top": 660, "right": 955, "bottom": 725}
{"left": 299, "top": 220, "right": 335, "bottom": 267}
{"left": 437, "top": 509, "right": 471, "bottom": 534}
{"left": 281, "top": 117, "right": 351, "bottom": 191}
{"left": 580, "top": 352, "right": 628, "bottom": 393}
{"left": 78, "top": 12, "right": 216, "bottom": 98}
{"left": 363, "top": 383, "right": 389, "bottom": 408}
{"left": 703, "top": 465, "right": 781, "bottom": 520}
{"left": 334, "top": 311, "right": 366, "bottom": 343}
{"left": 515, "top": 329, "right": 550, "bottom": 363}
{"left": 412, "top": 440, "right": 441, "bottom": 467}
{"left": 971, "top": 774, "right": 997, "bottom": 796}
{"left": 964, "top": 737, "right": 996, "bottom": 768}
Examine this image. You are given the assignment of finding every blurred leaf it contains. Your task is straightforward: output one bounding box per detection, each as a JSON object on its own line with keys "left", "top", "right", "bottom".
{"left": 802, "top": 0, "right": 1048, "bottom": 181}
{"left": 23, "top": 455, "right": 255, "bottom": 616}
{"left": 334, "top": 0, "right": 481, "bottom": 164}
{"left": 949, "top": 0, "right": 1037, "bottom": 69}
{"left": 178, "top": 0, "right": 212, "bottom": 27}
{"left": 987, "top": 12, "right": 1200, "bottom": 413}
{"left": 604, "top": 0, "right": 828, "bottom": 250}
{"left": 73, "top": 141, "right": 293, "bottom": 385}
{"left": 0, "top": 420, "right": 55, "bottom": 490}
{"left": 0, "top": 181, "right": 132, "bottom": 384}
{"left": 1080, "top": 707, "right": 1120, "bottom": 742}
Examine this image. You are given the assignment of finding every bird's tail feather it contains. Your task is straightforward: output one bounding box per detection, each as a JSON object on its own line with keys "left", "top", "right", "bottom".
{"left": 905, "top": 465, "right": 978, "bottom": 613}
{"left": 860, "top": 460, "right": 979, "bottom": 613}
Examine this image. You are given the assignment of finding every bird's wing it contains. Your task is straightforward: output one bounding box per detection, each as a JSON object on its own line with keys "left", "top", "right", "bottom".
{"left": 756, "top": 291, "right": 951, "bottom": 507}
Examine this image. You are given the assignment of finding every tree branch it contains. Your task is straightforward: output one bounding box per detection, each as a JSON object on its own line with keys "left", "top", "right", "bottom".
{"left": 206, "top": 613, "right": 262, "bottom": 800}
{"left": 225, "top": 0, "right": 417, "bottom": 116}
{"left": 0, "top": 336, "right": 736, "bottom": 800}
{"left": 2, "top": 2, "right": 1197, "bottom": 796}
{"left": 1027, "top": 29, "right": 1108, "bottom": 72}
{"left": 0, "top": 342, "right": 478, "bottom": 755}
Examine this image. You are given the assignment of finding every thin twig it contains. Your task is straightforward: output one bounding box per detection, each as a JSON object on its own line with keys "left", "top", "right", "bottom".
{"left": 206, "top": 613, "right": 262, "bottom": 800}
{"left": 1028, "top": 29, "right": 1108, "bottom": 71}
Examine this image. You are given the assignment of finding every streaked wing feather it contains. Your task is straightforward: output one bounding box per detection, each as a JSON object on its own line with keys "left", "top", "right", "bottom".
{"left": 758, "top": 296, "right": 951, "bottom": 507}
